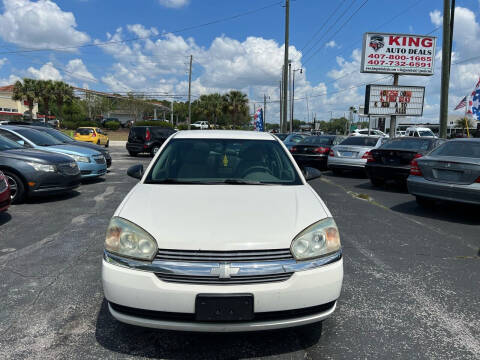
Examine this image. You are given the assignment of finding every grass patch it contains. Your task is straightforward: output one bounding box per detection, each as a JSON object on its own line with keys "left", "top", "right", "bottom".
{"left": 60, "top": 129, "right": 129, "bottom": 141}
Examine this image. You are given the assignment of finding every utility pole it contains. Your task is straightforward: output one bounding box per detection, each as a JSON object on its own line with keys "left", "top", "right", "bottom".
{"left": 306, "top": 95, "right": 310, "bottom": 124}
{"left": 389, "top": 74, "right": 399, "bottom": 138}
{"left": 289, "top": 62, "right": 293, "bottom": 133}
{"left": 439, "top": 0, "right": 453, "bottom": 138}
{"left": 170, "top": 100, "right": 174, "bottom": 124}
{"left": 291, "top": 68, "right": 302, "bottom": 132}
{"left": 187, "top": 54, "right": 193, "bottom": 130}
{"left": 279, "top": 80, "right": 283, "bottom": 130}
{"left": 263, "top": 94, "right": 267, "bottom": 131}
{"left": 282, "top": 0, "right": 290, "bottom": 133}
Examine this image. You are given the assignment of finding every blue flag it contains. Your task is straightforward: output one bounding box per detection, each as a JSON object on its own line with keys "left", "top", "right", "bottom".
{"left": 254, "top": 108, "right": 264, "bottom": 132}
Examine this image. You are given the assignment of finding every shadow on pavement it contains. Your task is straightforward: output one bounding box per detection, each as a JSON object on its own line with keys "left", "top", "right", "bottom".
{"left": 95, "top": 299, "right": 323, "bottom": 359}
{"left": 0, "top": 212, "right": 12, "bottom": 226}
{"left": 81, "top": 177, "right": 107, "bottom": 185}
{"left": 25, "top": 190, "right": 81, "bottom": 204}
{"left": 390, "top": 200, "right": 480, "bottom": 226}
{"left": 325, "top": 170, "right": 368, "bottom": 179}
{"left": 355, "top": 181, "right": 407, "bottom": 193}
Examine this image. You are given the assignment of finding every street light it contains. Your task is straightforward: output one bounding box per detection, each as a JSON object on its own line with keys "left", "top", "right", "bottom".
{"left": 291, "top": 67, "right": 303, "bottom": 133}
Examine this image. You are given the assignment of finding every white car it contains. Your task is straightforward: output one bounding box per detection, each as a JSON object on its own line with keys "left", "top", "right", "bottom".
{"left": 405, "top": 126, "right": 436, "bottom": 138}
{"left": 350, "top": 128, "right": 387, "bottom": 137}
{"left": 191, "top": 121, "right": 209, "bottom": 129}
{"left": 102, "top": 130, "right": 343, "bottom": 332}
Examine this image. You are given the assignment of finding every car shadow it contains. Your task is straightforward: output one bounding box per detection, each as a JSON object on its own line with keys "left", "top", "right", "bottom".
{"left": 25, "top": 190, "right": 81, "bottom": 204}
{"left": 95, "top": 299, "right": 323, "bottom": 359}
{"left": 0, "top": 212, "right": 12, "bottom": 226}
{"left": 81, "top": 177, "right": 107, "bottom": 185}
{"left": 355, "top": 181, "right": 407, "bottom": 193}
{"left": 326, "top": 170, "right": 367, "bottom": 179}
{"left": 390, "top": 200, "right": 480, "bottom": 226}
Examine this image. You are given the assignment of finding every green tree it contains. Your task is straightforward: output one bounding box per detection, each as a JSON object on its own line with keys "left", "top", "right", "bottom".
{"left": 12, "top": 79, "right": 39, "bottom": 119}
{"left": 53, "top": 81, "right": 74, "bottom": 119}
{"left": 223, "top": 90, "right": 249, "bottom": 128}
{"left": 455, "top": 117, "right": 475, "bottom": 135}
{"left": 37, "top": 80, "right": 55, "bottom": 116}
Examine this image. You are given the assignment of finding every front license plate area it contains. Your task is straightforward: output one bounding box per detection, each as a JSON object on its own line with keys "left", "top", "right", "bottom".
{"left": 195, "top": 294, "right": 254, "bottom": 322}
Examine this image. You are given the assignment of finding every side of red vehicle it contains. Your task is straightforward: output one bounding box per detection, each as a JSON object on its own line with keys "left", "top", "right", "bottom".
{"left": 0, "top": 170, "right": 10, "bottom": 212}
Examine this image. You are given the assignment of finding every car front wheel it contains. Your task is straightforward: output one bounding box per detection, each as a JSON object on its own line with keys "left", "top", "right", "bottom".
{"left": 4, "top": 171, "right": 25, "bottom": 204}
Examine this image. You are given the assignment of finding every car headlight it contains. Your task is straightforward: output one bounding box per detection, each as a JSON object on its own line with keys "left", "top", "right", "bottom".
{"left": 26, "top": 161, "right": 57, "bottom": 172}
{"left": 69, "top": 154, "right": 90, "bottom": 163}
{"left": 105, "top": 217, "right": 158, "bottom": 261}
{"left": 291, "top": 218, "right": 341, "bottom": 260}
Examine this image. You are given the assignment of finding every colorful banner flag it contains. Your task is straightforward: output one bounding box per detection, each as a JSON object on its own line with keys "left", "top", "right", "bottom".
{"left": 471, "top": 78, "right": 480, "bottom": 120}
{"left": 253, "top": 108, "right": 264, "bottom": 131}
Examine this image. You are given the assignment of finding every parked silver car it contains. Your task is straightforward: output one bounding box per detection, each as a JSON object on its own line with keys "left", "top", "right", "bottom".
{"left": 407, "top": 139, "right": 480, "bottom": 206}
{"left": 328, "top": 136, "right": 386, "bottom": 174}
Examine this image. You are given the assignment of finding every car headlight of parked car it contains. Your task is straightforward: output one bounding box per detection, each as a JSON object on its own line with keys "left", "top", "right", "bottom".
{"left": 26, "top": 161, "right": 57, "bottom": 172}
{"left": 105, "top": 217, "right": 158, "bottom": 261}
{"left": 291, "top": 218, "right": 341, "bottom": 260}
{"left": 69, "top": 154, "right": 90, "bottom": 163}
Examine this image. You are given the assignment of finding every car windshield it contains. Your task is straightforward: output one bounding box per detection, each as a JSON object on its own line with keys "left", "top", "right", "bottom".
{"left": 418, "top": 130, "right": 435, "bottom": 137}
{"left": 340, "top": 137, "right": 379, "bottom": 146}
{"left": 275, "top": 133, "right": 288, "bottom": 141}
{"left": 0, "top": 135, "right": 23, "bottom": 150}
{"left": 15, "top": 128, "right": 64, "bottom": 146}
{"left": 41, "top": 129, "right": 73, "bottom": 143}
{"left": 430, "top": 141, "right": 480, "bottom": 158}
{"left": 145, "top": 138, "right": 302, "bottom": 185}
{"left": 77, "top": 128, "right": 93, "bottom": 135}
{"left": 284, "top": 134, "right": 306, "bottom": 143}
{"left": 300, "top": 136, "right": 333, "bottom": 145}
{"left": 381, "top": 138, "right": 431, "bottom": 151}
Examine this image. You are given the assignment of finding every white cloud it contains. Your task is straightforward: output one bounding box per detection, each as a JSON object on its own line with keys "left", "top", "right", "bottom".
{"left": 0, "top": 0, "right": 90, "bottom": 50}
{"left": 126, "top": 24, "right": 159, "bottom": 38}
{"left": 0, "top": 74, "right": 20, "bottom": 86}
{"left": 0, "top": 57, "right": 7, "bottom": 68}
{"left": 158, "top": 0, "right": 189, "bottom": 8}
{"left": 65, "top": 59, "right": 96, "bottom": 83}
{"left": 430, "top": 9, "right": 443, "bottom": 27}
{"left": 325, "top": 40, "right": 337, "bottom": 48}
{"left": 27, "top": 62, "right": 62, "bottom": 80}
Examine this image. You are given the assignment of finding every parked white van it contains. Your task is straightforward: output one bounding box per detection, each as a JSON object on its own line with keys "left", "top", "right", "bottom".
{"left": 405, "top": 127, "right": 436, "bottom": 138}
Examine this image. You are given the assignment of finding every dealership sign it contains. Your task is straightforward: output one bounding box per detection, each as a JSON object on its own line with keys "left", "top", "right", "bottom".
{"left": 361, "top": 33, "right": 436, "bottom": 76}
{"left": 364, "top": 85, "right": 425, "bottom": 116}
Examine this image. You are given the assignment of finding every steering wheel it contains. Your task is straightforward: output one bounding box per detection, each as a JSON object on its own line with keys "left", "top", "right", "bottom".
{"left": 241, "top": 166, "right": 273, "bottom": 178}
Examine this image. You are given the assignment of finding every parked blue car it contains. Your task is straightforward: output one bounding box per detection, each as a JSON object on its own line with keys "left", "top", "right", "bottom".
{"left": 0, "top": 125, "right": 107, "bottom": 179}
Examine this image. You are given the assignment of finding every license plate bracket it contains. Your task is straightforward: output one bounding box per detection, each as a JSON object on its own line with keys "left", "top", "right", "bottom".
{"left": 195, "top": 294, "right": 254, "bottom": 322}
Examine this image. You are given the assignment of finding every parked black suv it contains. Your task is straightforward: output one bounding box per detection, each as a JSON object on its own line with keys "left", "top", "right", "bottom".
{"left": 126, "top": 126, "right": 176, "bottom": 156}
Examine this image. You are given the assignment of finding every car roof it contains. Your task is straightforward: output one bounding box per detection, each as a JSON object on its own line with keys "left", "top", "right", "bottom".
{"left": 173, "top": 130, "right": 276, "bottom": 140}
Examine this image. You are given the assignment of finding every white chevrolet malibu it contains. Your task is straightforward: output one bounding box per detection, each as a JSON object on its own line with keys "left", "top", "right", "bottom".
{"left": 102, "top": 130, "right": 343, "bottom": 332}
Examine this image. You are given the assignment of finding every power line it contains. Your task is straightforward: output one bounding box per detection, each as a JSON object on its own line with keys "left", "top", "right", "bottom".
{"left": 0, "top": 1, "right": 283, "bottom": 56}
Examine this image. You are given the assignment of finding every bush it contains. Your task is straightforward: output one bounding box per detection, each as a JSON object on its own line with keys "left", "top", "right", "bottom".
{"left": 135, "top": 120, "right": 173, "bottom": 128}
{"left": 61, "top": 121, "right": 77, "bottom": 130}
{"left": 78, "top": 120, "right": 99, "bottom": 127}
{"left": 177, "top": 124, "right": 189, "bottom": 130}
{"left": 104, "top": 121, "right": 120, "bottom": 131}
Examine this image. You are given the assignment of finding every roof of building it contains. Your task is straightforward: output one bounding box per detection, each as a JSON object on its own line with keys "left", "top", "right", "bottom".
{"left": 0, "top": 85, "right": 14, "bottom": 92}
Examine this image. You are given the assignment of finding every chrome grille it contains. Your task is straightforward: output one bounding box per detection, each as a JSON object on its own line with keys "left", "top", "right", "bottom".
{"left": 155, "top": 248, "right": 294, "bottom": 262}
{"left": 155, "top": 272, "right": 293, "bottom": 285}
{"left": 58, "top": 163, "right": 80, "bottom": 176}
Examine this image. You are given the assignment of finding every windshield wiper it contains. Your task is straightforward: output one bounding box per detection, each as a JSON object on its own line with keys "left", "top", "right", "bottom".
{"left": 216, "top": 179, "right": 269, "bottom": 185}
{"left": 146, "top": 178, "right": 208, "bottom": 184}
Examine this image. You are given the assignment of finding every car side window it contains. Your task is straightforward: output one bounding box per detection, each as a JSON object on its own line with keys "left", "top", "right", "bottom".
{"left": 0, "top": 129, "right": 31, "bottom": 147}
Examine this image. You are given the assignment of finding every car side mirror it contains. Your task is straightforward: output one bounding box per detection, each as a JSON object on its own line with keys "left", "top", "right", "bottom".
{"left": 127, "top": 164, "right": 144, "bottom": 179}
{"left": 303, "top": 166, "right": 322, "bottom": 181}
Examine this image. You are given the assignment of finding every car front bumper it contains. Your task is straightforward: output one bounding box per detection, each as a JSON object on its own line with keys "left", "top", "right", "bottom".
{"left": 29, "top": 172, "right": 81, "bottom": 196}
{"left": 407, "top": 176, "right": 480, "bottom": 205}
{"left": 102, "top": 252, "right": 343, "bottom": 332}
{"left": 78, "top": 161, "right": 107, "bottom": 178}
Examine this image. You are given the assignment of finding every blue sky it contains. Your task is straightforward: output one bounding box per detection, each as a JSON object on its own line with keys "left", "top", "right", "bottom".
{"left": 0, "top": 0, "right": 480, "bottom": 123}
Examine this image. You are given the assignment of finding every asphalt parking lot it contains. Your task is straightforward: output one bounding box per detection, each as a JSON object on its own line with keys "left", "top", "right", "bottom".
{"left": 1, "top": 145, "right": 479, "bottom": 359}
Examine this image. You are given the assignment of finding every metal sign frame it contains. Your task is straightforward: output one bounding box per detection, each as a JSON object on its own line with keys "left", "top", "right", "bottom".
{"left": 360, "top": 32, "right": 436, "bottom": 76}
{"left": 364, "top": 84, "right": 426, "bottom": 117}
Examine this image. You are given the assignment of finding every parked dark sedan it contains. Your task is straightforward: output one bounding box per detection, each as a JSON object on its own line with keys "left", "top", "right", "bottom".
{"left": 408, "top": 139, "right": 480, "bottom": 206}
{"left": 365, "top": 137, "right": 446, "bottom": 187}
{"left": 127, "top": 126, "right": 176, "bottom": 156}
{"left": 291, "top": 135, "right": 346, "bottom": 170}
{"left": 0, "top": 170, "right": 10, "bottom": 212}
{"left": 24, "top": 126, "right": 112, "bottom": 168}
{"left": 0, "top": 135, "right": 81, "bottom": 204}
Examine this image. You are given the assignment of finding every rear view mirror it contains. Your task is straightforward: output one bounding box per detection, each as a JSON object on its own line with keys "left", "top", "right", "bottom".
{"left": 127, "top": 164, "right": 144, "bottom": 180}
{"left": 303, "top": 167, "right": 322, "bottom": 181}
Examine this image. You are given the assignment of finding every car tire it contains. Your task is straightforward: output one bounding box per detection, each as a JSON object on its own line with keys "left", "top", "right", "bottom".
{"left": 370, "top": 177, "right": 384, "bottom": 187}
{"left": 151, "top": 145, "right": 160, "bottom": 157}
{"left": 128, "top": 151, "right": 138, "bottom": 157}
{"left": 97, "top": 140, "right": 101, "bottom": 145}
{"left": 4, "top": 171, "right": 25, "bottom": 204}
{"left": 416, "top": 196, "right": 434, "bottom": 207}
{"left": 105, "top": 140, "right": 109, "bottom": 148}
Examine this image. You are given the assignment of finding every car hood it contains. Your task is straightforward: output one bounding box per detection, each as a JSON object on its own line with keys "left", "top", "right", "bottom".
{"left": 41, "top": 144, "right": 101, "bottom": 156}
{"left": 0, "top": 148, "right": 74, "bottom": 164}
{"left": 71, "top": 141, "right": 108, "bottom": 154}
{"left": 116, "top": 184, "right": 330, "bottom": 251}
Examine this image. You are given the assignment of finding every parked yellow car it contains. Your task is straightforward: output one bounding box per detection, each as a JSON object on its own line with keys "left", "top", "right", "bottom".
{"left": 74, "top": 127, "right": 109, "bottom": 147}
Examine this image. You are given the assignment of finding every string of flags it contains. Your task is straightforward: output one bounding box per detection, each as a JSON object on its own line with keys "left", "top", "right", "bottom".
{"left": 454, "top": 77, "right": 480, "bottom": 120}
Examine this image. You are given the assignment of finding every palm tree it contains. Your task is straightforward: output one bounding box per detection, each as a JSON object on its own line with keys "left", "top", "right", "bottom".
{"left": 210, "top": 93, "right": 224, "bottom": 128}
{"left": 37, "top": 80, "right": 55, "bottom": 118}
{"left": 12, "top": 79, "right": 39, "bottom": 120}
{"left": 223, "top": 90, "right": 248, "bottom": 128}
{"left": 53, "top": 81, "right": 74, "bottom": 120}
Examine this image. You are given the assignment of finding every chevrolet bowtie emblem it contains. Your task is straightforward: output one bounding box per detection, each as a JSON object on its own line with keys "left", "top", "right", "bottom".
{"left": 211, "top": 263, "right": 240, "bottom": 279}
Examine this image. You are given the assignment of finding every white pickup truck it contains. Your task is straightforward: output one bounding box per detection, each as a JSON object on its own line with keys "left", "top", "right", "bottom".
{"left": 191, "top": 121, "right": 209, "bottom": 130}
